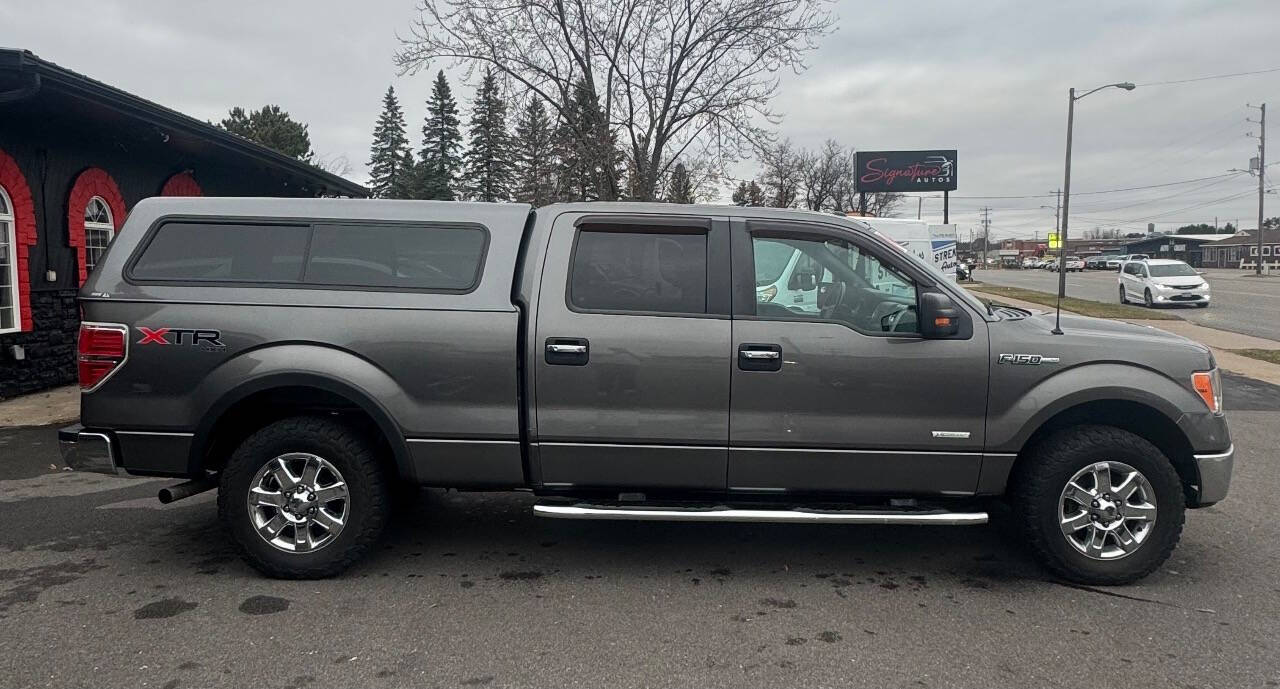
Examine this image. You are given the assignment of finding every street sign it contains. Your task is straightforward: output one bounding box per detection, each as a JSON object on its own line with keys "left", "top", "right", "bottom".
{"left": 1048, "top": 232, "right": 1060, "bottom": 249}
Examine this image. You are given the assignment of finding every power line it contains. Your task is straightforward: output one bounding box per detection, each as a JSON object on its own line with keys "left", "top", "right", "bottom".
{"left": 1136, "top": 67, "right": 1280, "bottom": 87}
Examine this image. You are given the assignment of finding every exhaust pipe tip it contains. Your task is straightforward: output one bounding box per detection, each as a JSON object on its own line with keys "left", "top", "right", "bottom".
{"left": 158, "top": 478, "right": 217, "bottom": 504}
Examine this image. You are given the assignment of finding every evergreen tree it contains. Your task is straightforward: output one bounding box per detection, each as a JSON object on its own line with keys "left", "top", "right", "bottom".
{"left": 555, "top": 79, "right": 621, "bottom": 201}
{"left": 367, "top": 86, "right": 412, "bottom": 199}
{"left": 416, "top": 71, "right": 463, "bottom": 200}
{"left": 462, "top": 69, "right": 514, "bottom": 202}
{"left": 665, "top": 162, "right": 695, "bottom": 203}
{"left": 219, "top": 105, "right": 314, "bottom": 161}
{"left": 731, "top": 180, "right": 765, "bottom": 206}
{"left": 391, "top": 150, "right": 417, "bottom": 199}
{"left": 512, "top": 96, "right": 556, "bottom": 206}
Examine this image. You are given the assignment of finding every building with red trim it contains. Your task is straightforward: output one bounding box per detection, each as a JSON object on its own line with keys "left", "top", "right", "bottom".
{"left": 0, "top": 49, "right": 366, "bottom": 398}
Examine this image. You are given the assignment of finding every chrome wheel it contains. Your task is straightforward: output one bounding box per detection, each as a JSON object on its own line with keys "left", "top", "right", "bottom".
{"left": 1059, "top": 461, "right": 1157, "bottom": 560}
{"left": 247, "top": 453, "right": 349, "bottom": 553}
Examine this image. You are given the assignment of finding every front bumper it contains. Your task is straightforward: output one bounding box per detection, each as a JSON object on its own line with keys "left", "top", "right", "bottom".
{"left": 58, "top": 424, "right": 121, "bottom": 475}
{"left": 1152, "top": 287, "right": 1210, "bottom": 304}
{"left": 1193, "top": 444, "right": 1233, "bottom": 505}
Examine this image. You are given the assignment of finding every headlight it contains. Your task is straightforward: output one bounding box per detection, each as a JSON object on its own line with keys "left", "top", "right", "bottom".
{"left": 758, "top": 285, "right": 777, "bottom": 303}
{"left": 1192, "top": 369, "right": 1222, "bottom": 413}
{"left": 1154, "top": 283, "right": 1171, "bottom": 290}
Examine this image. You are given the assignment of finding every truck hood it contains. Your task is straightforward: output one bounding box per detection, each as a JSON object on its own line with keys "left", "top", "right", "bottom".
{"left": 994, "top": 308, "right": 1212, "bottom": 362}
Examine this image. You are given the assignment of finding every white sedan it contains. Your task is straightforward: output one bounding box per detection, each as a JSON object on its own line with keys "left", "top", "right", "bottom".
{"left": 1118, "top": 259, "right": 1210, "bottom": 308}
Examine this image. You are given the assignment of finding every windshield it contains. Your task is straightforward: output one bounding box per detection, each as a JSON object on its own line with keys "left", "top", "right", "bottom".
{"left": 753, "top": 240, "right": 795, "bottom": 286}
{"left": 1148, "top": 263, "right": 1198, "bottom": 277}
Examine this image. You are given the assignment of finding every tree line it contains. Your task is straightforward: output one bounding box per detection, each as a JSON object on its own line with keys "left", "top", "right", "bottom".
{"left": 734, "top": 139, "right": 901, "bottom": 213}
{"left": 366, "top": 69, "right": 713, "bottom": 204}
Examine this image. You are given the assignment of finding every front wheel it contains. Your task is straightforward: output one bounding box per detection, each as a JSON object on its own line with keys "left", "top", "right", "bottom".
{"left": 1196, "top": 302, "right": 1209, "bottom": 308}
{"left": 1143, "top": 289, "right": 1154, "bottom": 308}
{"left": 1010, "top": 425, "right": 1184, "bottom": 585}
{"left": 218, "top": 416, "right": 390, "bottom": 579}
{"left": 1118, "top": 285, "right": 1128, "bottom": 304}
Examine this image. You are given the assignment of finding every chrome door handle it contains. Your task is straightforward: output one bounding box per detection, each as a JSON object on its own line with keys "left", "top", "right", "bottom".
{"left": 741, "top": 350, "right": 780, "bottom": 360}
{"left": 547, "top": 343, "right": 587, "bottom": 354}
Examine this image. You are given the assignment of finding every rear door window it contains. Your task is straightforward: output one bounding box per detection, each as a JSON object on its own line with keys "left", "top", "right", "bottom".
{"left": 569, "top": 229, "right": 708, "bottom": 314}
{"left": 306, "top": 224, "right": 486, "bottom": 291}
{"left": 130, "top": 222, "right": 309, "bottom": 282}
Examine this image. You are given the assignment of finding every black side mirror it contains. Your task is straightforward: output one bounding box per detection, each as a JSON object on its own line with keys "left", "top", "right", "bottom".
{"left": 919, "top": 291, "right": 964, "bottom": 339}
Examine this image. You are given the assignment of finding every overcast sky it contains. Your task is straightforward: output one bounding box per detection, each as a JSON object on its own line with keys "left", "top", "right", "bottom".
{"left": 6, "top": 0, "right": 1278, "bottom": 240}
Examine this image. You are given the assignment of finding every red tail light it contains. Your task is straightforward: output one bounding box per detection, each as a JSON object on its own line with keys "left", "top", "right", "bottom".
{"left": 78, "top": 323, "right": 129, "bottom": 391}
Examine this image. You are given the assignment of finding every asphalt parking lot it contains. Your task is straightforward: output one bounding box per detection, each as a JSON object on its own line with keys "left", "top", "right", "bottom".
{"left": 974, "top": 267, "right": 1280, "bottom": 342}
{"left": 1, "top": 374, "right": 1279, "bottom": 689}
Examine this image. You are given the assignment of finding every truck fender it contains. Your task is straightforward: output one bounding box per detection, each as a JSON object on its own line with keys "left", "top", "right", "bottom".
{"left": 987, "top": 362, "right": 1202, "bottom": 454}
{"left": 187, "top": 344, "right": 414, "bottom": 480}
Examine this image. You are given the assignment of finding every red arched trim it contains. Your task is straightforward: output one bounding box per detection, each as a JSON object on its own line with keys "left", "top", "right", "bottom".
{"left": 67, "top": 167, "right": 128, "bottom": 286}
{"left": 159, "top": 171, "right": 203, "bottom": 197}
{"left": 0, "top": 149, "right": 38, "bottom": 332}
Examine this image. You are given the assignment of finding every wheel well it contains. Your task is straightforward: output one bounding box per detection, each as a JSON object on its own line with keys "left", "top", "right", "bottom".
{"left": 1018, "top": 399, "right": 1198, "bottom": 503}
{"left": 197, "top": 386, "right": 398, "bottom": 477}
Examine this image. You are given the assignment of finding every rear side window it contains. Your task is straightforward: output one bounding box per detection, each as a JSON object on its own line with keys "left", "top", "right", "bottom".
{"left": 569, "top": 229, "right": 707, "bottom": 314}
{"left": 306, "top": 224, "right": 486, "bottom": 290}
{"left": 130, "top": 220, "right": 487, "bottom": 291}
{"left": 130, "top": 222, "right": 308, "bottom": 282}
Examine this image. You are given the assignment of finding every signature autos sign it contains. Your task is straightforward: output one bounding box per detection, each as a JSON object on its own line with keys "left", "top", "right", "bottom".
{"left": 854, "top": 150, "right": 958, "bottom": 192}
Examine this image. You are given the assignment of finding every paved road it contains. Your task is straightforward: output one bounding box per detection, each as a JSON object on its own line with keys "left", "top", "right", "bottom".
{"left": 2, "top": 376, "right": 1279, "bottom": 688}
{"left": 973, "top": 267, "right": 1280, "bottom": 342}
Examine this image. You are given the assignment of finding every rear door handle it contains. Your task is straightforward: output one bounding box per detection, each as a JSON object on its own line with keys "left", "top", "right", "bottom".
{"left": 739, "top": 343, "right": 782, "bottom": 372}
{"left": 545, "top": 337, "right": 589, "bottom": 366}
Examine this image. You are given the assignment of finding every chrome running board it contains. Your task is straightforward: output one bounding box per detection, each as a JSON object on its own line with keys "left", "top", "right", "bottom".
{"left": 533, "top": 504, "right": 987, "bottom": 525}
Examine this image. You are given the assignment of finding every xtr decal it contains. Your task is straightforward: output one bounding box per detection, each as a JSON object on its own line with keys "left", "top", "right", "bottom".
{"left": 136, "top": 327, "right": 225, "bottom": 350}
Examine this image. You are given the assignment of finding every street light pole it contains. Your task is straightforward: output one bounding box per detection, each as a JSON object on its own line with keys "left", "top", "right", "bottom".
{"left": 1054, "top": 82, "right": 1135, "bottom": 334}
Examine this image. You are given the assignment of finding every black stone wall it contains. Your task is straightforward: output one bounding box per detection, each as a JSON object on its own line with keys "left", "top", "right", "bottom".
{"left": 0, "top": 289, "right": 78, "bottom": 398}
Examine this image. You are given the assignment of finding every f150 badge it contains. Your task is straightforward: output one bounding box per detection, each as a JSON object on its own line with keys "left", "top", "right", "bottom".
{"left": 136, "top": 327, "right": 225, "bottom": 351}
{"left": 998, "top": 353, "right": 1060, "bottom": 365}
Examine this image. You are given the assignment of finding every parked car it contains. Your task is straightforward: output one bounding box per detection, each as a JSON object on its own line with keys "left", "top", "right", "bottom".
{"left": 60, "top": 198, "right": 1232, "bottom": 585}
{"left": 1084, "top": 256, "right": 1109, "bottom": 270}
{"left": 1045, "top": 256, "right": 1084, "bottom": 272}
{"left": 1119, "top": 258, "right": 1210, "bottom": 308}
{"left": 1105, "top": 255, "right": 1126, "bottom": 270}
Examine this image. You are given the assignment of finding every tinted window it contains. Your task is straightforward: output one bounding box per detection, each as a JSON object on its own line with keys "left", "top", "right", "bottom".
{"left": 569, "top": 230, "right": 707, "bottom": 314}
{"left": 307, "top": 224, "right": 485, "bottom": 290}
{"left": 131, "top": 222, "right": 308, "bottom": 282}
{"left": 1148, "top": 263, "right": 1196, "bottom": 277}
{"left": 751, "top": 235, "right": 918, "bottom": 334}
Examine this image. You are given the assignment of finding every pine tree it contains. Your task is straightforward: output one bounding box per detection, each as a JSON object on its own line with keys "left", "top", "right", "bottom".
{"left": 462, "top": 69, "right": 514, "bottom": 202}
{"left": 665, "top": 162, "right": 695, "bottom": 203}
{"left": 416, "top": 71, "right": 463, "bottom": 200}
{"left": 732, "top": 180, "right": 765, "bottom": 206}
{"left": 391, "top": 150, "right": 417, "bottom": 199}
{"left": 554, "top": 79, "right": 621, "bottom": 201}
{"left": 367, "top": 86, "right": 412, "bottom": 199}
{"left": 512, "top": 96, "right": 556, "bottom": 206}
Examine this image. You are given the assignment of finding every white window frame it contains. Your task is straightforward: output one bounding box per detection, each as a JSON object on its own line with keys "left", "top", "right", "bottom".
{"left": 83, "top": 196, "right": 116, "bottom": 273}
{"left": 0, "top": 185, "right": 19, "bottom": 334}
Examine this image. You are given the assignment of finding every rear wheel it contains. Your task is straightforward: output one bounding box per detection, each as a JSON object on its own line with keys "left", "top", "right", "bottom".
{"left": 219, "top": 416, "right": 390, "bottom": 579}
{"left": 1010, "top": 425, "right": 1184, "bottom": 585}
{"left": 1118, "top": 285, "right": 1128, "bottom": 304}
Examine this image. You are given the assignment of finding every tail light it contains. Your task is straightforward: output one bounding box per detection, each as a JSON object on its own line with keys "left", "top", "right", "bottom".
{"left": 1191, "top": 369, "right": 1222, "bottom": 414}
{"left": 78, "top": 322, "right": 129, "bottom": 392}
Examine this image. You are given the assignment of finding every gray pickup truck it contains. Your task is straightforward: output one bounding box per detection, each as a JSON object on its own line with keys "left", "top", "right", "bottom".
{"left": 59, "top": 198, "right": 1232, "bottom": 584}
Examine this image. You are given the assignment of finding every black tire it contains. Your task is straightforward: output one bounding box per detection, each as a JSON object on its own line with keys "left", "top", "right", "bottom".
{"left": 1118, "top": 285, "right": 1128, "bottom": 304}
{"left": 1195, "top": 302, "right": 1208, "bottom": 308}
{"left": 1010, "top": 425, "right": 1185, "bottom": 585}
{"left": 1143, "top": 289, "right": 1154, "bottom": 308}
{"left": 218, "top": 416, "right": 390, "bottom": 579}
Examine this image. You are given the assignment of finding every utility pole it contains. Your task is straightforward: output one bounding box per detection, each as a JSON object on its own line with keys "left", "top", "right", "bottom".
{"left": 980, "top": 207, "right": 992, "bottom": 269}
{"left": 1248, "top": 103, "right": 1266, "bottom": 275}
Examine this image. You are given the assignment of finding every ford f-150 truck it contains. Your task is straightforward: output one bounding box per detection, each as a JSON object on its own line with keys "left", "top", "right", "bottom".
{"left": 59, "top": 198, "right": 1233, "bottom": 584}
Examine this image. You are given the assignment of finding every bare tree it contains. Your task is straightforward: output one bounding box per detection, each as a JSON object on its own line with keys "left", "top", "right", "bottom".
{"left": 829, "top": 149, "right": 901, "bottom": 217}
{"left": 758, "top": 139, "right": 805, "bottom": 207}
{"left": 395, "top": 0, "right": 835, "bottom": 202}
{"left": 799, "top": 139, "right": 845, "bottom": 211}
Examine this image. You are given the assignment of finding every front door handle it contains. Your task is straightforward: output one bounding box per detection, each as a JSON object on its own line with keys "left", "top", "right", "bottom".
{"left": 739, "top": 343, "right": 782, "bottom": 372}
{"left": 546, "top": 337, "right": 589, "bottom": 366}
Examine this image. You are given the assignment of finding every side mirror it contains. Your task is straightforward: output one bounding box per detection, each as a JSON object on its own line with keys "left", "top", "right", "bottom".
{"left": 919, "top": 291, "right": 963, "bottom": 339}
{"left": 790, "top": 270, "right": 816, "bottom": 291}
